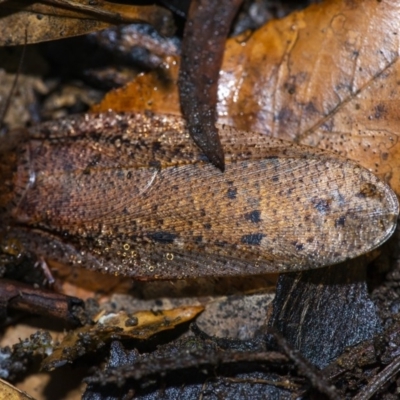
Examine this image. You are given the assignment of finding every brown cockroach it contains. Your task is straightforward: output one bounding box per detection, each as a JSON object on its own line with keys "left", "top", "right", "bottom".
{"left": 0, "top": 111, "right": 398, "bottom": 280}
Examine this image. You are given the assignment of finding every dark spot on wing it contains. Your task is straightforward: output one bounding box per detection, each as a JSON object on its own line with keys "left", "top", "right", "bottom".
{"left": 311, "top": 198, "right": 331, "bottom": 213}
{"left": 203, "top": 223, "right": 212, "bottom": 230}
{"left": 335, "top": 192, "right": 345, "bottom": 206}
{"left": 357, "top": 183, "right": 379, "bottom": 199}
{"left": 241, "top": 233, "right": 265, "bottom": 246}
{"left": 335, "top": 216, "right": 346, "bottom": 227}
{"left": 286, "top": 83, "right": 296, "bottom": 95}
{"left": 292, "top": 241, "right": 304, "bottom": 251}
{"left": 275, "top": 107, "right": 295, "bottom": 123}
{"left": 148, "top": 231, "right": 177, "bottom": 244}
{"left": 152, "top": 141, "right": 161, "bottom": 152}
{"left": 305, "top": 101, "right": 318, "bottom": 114}
{"left": 374, "top": 103, "right": 387, "bottom": 119}
{"left": 194, "top": 235, "right": 203, "bottom": 243}
{"left": 227, "top": 187, "right": 237, "bottom": 199}
{"left": 244, "top": 210, "right": 262, "bottom": 223}
{"left": 88, "top": 154, "right": 101, "bottom": 167}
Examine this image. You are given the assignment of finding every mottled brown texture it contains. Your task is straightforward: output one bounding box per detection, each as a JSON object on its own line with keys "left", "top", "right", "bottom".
{"left": 0, "top": 112, "right": 398, "bottom": 280}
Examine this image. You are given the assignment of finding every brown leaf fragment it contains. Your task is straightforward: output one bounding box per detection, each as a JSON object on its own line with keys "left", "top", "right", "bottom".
{"left": 0, "top": 378, "right": 36, "bottom": 400}
{"left": 41, "top": 305, "right": 204, "bottom": 371}
{"left": 178, "top": 0, "right": 243, "bottom": 171}
{"left": 0, "top": 0, "right": 174, "bottom": 46}
{"left": 0, "top": 279, "right": 84, "bottom": 325}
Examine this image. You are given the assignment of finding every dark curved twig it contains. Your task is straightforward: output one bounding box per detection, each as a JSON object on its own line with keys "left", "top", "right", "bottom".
{"left": 353, "top": 355, "right": 400, "bottom": 400}
{"left": 179, "top": 0, "right": 243, "bottom": 171}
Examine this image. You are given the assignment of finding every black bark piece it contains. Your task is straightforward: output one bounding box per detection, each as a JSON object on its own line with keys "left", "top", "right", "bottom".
{"left": 268, "top": 259, "right": 382, "bottom": 368}
{"left": 83, "top": 340, "right": 295, "bottom": 400}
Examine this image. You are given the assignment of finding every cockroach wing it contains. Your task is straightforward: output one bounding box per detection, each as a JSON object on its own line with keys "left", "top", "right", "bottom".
{"left": 2, "top": 112, "right": 398, "bottom": 279}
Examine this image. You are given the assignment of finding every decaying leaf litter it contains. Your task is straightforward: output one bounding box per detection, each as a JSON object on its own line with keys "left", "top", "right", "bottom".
{"left": 2, "top": 0, "right": 400, "bottom": 398}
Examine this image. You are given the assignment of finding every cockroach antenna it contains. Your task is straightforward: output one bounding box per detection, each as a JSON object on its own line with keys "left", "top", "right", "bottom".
{"left": 0, "top": 29, "right": 28, "bottom": 135}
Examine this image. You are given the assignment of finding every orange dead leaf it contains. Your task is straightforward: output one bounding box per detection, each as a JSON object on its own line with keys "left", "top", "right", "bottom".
{"left": 0, "top": 379, "right": 35, "bottom": 400}
{"left": 92, "top": 56, "right": 181, "bottom": 115}
{"left": 93, "top": 56, "right": 181, "bottom": 115}
{"left": 93, "top": 0, "right": 400, "bottom": 196}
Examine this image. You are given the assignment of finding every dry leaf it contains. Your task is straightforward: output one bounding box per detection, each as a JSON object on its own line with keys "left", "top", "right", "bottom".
{"left": 42, "top": 306, "right": 204, "bottom": 371}
{"left": 92, "top": 55, "right": 181, "bottom": 115}
{"left": 93, "top": 0, "right": 400, "bottom": 196}
{"left": 0, "top": 378, "right": 35, "bottom": 400}
{"left": 0, "top": 0, "right": 173, "bottom": 46}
